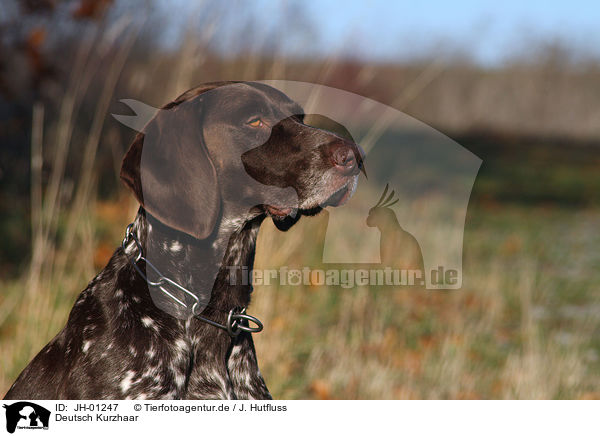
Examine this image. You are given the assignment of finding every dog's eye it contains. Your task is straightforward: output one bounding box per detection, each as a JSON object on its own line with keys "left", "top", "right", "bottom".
{"left": 247, "top": 118, "right": 264, "bottom": 128}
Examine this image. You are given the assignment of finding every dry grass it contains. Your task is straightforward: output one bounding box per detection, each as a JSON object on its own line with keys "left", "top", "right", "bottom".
{"left": 246, "top": 205, "right": 600, "bottom": 399}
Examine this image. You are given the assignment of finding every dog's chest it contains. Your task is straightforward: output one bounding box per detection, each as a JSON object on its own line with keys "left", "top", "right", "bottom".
{"left": 106, "top": 327, "right": 262, "bottom": 400}
{"left": 67, "top": 221, "right": 269, "bottom": 399}
{"left": 110, "top": 334, "right": 194, "bottom": 400}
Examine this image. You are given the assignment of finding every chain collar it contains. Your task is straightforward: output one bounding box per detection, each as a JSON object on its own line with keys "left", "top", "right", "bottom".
{"left": 121, "top": 223, "right": 263, "bottom": 338}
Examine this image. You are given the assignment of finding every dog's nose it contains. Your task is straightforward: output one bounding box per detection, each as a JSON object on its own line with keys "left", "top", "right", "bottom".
{"left": 329, "top": 140, "right": 365, "bottom": 175}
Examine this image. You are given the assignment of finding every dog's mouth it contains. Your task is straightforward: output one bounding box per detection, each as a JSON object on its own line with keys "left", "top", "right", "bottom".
{"left": 320, "top": 183, "right": 353, "bottom": 208}
{"left": 265, "top": 176, "right": 358, "bottom": 221}
{"left": 265, "top": 204, "right": 295, "bottom": 219}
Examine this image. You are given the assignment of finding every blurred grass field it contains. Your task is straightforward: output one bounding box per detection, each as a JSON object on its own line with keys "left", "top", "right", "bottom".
{"left": 1, "top": 141, "right": 599, "bottom": 399}
{"left": 252, "top": 203, "right": 600, "bottom": 399}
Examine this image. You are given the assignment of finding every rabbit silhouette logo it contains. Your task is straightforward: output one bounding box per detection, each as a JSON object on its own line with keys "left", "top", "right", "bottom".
{"left": 366, "top": 184, "right": 424, "bottom": 273}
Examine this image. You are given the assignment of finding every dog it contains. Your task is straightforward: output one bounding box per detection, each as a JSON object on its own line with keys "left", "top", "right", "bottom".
{"left": 4, "top": 81, "right": 363, "bottom": 399}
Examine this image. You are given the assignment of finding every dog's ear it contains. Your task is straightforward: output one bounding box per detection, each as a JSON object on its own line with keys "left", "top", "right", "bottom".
{"left": 120, "top": 94, "right": 220, "bottom": 240}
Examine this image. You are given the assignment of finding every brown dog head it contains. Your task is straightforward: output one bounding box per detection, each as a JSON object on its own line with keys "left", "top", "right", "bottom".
{"left": 120, "top": 81, "right": 364, "bottom": 238}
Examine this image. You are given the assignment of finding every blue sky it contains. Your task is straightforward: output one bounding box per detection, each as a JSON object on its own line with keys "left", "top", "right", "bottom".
{"left": 301, "top": 0, "right": 600, "bottom": 64}
{"left": 157, "top": 0, "right": 600, "bottom": 65}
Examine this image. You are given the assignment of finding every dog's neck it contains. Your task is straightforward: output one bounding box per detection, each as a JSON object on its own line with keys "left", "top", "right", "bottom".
{"left": 121, "top": 208, "right": 272, "bottom": 399}
{"left": 128, "top": 206, "right": 265, "bottom": 319}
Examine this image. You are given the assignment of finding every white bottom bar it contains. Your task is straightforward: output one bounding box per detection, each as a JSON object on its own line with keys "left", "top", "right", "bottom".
{"left": 0, "top": 400, "right": 596, "bottom": 435}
